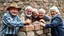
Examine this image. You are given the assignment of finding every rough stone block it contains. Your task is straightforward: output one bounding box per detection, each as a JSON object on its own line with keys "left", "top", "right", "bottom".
{"left": 26, "top": 31, "right": 35, "bottom": 36}
{"left": 34, "top": 24, "right": 40, "bottom": 30}
{"left": 18, "top": 32, "right": 26, "bottom": 36}
{"left": 40, "top": 34, "right": 46, "bottom": 36}
{"left": 43, "top": 29, "right": 49, "bottom": 34}
{"left": 20, "top": 25, "right": 34, "bottom": 31}
{"left": 48, "top": 28, "right": 51, "bottom": 33}
{"left": 47, "top": 33, "right": 51, "bottom": 36}
{"left": 35, "top": 30, "right": 43, "bottom": 35}
{"left": 40, "top": 26, "right": 44, "bottom": 30}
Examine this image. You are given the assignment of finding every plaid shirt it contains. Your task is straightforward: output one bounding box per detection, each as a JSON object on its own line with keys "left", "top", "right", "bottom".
{"left": 1, "top": 12, "right": 24, "bottom": 35}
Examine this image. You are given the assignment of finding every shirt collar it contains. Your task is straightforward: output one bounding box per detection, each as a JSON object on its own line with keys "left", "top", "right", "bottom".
{"left": 8, "top": 11, "right": 16, "bottom": 18}
{"left": 52, "top": 14, "right": 58, "bottom": 19}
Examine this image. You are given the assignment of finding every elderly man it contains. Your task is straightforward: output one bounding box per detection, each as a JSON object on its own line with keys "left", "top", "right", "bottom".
{"left": 38, "top": 8, "right": 50, "bottom": 22}
{"left": 40, "top": 6, "right": 64, "bottom": 36}
{"left": 1, "top": 3, "right": 28, "bottom": 36}
{"left": 20, "top": 6, "right": 32, "bottom": 25}
{"left": 32, "top": 8, "right": 39, "bottom": 22}
{"left": 25, "top": 6, "right": 33, "bottom": 20}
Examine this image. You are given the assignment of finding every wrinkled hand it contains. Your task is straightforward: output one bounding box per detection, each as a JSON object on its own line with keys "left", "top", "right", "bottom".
{"left": 40, "top": 22, "right": 46, "bottom": 27}
{"left": 39, "top": 19, "right": 46, "bottom": 24}
{"left": 26, "top": 19, "right": 32, "bottom": 24}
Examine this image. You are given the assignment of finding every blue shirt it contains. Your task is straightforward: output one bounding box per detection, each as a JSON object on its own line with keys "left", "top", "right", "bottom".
{"left": 1, "top": 12, "right": 24, "bottom": 35}
{"left": 45, "top": 14, "right": 64, "bottom": 36}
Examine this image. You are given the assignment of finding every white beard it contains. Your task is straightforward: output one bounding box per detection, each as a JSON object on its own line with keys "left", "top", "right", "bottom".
{"left": 25, "top": 14, "right": 32, "bottom": 17}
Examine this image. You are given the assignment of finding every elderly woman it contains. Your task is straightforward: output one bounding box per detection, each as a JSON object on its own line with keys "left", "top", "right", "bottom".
{"left": 32, "top": 8, "right": 39, "bottom": 22}
{"left": 38, "top": 8, "right": 50, "bottom": 22}
{"left": 40, "top": 6, "right": 64, "bottom": 36}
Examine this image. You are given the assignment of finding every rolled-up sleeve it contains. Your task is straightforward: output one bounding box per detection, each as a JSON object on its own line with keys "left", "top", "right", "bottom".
{"left": 45, "top": 17, "right": 62, "bottom": 28}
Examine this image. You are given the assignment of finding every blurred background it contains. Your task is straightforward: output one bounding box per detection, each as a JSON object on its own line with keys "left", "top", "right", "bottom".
{"left": 0, "top": 0, "right": 64, "bottom": 36}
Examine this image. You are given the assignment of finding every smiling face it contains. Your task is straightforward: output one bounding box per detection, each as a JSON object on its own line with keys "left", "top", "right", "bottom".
{"left": 25, "top": 8, "right": 32, "bottom": 17}
{"left": 38, "top": 11, "right": 45, "bottom": 19}
{"left": 9, "top": 7, "right": 19, "bottom": 16}
{"left": 32, "top": 11, "right": 38, "bottom": 18}
{"left": 32, "top": 12, "right": 37, "bottom": 16}
{"left": 50, "top": 10, "right": 57, "bottom": 17}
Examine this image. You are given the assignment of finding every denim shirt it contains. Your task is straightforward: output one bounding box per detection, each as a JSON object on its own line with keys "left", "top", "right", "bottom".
{"left": 45, "top": 14, "right": 64, "bottom": 36}
{"left": 1, "top": 11, "right": 24, "bottom": 35}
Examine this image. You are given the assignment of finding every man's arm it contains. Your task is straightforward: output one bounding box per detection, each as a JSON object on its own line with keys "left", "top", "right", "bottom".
{"left": 16, "top": 16, "right": 24, "bottom": 27}
{"left": 40, "top": 17, "right": 62, "bottom": 28}
{"left": 45, "top": 17, "right": 62, "bottom": 28}
{"left": 2, "top": 15, "right": 18, "bottom": 27}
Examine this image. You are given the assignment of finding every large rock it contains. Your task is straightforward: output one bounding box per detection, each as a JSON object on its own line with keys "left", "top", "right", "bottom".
{"left": 20, "top": 25, "right": 34, "bottom": 31}
{"left": 18, "top": 32, "right": 26, "bottom": 36}
{"left": 34, "top": 24, "right": 40, "bottom": 30}
{"left": 26, "top": 31, "right": 35, "bottom": 36}
{"left": 35, "top": 30, "right": 43, "bottom": 35}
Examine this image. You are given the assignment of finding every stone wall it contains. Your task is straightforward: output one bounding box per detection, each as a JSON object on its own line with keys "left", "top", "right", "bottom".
{"left": 18, "top": 21, "right": 51, "bottom": 36}
{"left": 0, "top": 0, "right": 64, "bottom": 19}
{"left": 0, "top": 0, "right": 64, "bottom": 16}
{"left": 0, "top": 0, "right": 64, "bottom": 36}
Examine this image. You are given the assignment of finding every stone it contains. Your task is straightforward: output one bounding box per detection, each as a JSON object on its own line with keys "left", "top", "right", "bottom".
{"left": 32, "top": 21, "right": 40, "bottom": 25}
{"left": 26, "top": 31, "right": 35, "bottom": 36}
{"left": 47, "top": 33, "right": 51, "bottom": 36}
{"left": 20, "top": 24, "right": 34, "bottom": 31}
{"left": 34, "top": 24, "right": 40, "bottom": 30}
{"left": 38, "top": 0, "right": 43, "bottom": 1}
{"left": 40, "top": 34, "right": 46, "bottom": 36}
{"left": 43, "top": 29, "right": 49, "bottom": 34}
{"left": 17, "top": 1, "right": 24, "bottom": 8}
{"left": 3, "top": 3, "right": 7, "bottom": 7}
{"left": 14, "top": 0, "right": 19, "bottom": 2}
{"left": 30, "top": 2, "right": 38, "bottom": 8}
{"left": 43, "top": 0, "right": 49, "bottom": 3}
{"left": 35, "top": 30, "right": 43, "bottom": 35}
{"left": 23, "top": 1, "right": 30, "bottom": 5}
{"left": 17, "top": 1, "right": 23, "bottom": 5}
{"left": 0, "top": 7, "right": 4, "bottom": 11}
{"left": 48, "top": 28, "right": 51, "bottom": 33}
{"left": 18, "top": 32, "right": 26, "bottom": 36}
{"left": 28, "top": 0, "right": 32, "bottom": 1}
{"left": 40, "top": 26, "right": 44, "bottom": 30}
{"left": 7, "top": 0, "right": 13, "bottom": 3}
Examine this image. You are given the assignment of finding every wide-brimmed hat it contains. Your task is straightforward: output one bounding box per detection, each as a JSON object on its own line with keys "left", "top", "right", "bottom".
{"left": 7, "top": 2, "right": 21, "bottom": 11}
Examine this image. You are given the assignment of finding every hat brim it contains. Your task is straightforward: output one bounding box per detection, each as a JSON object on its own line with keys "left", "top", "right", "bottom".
{"left": 7, "top": 6, "right": 21, "bottom": 11}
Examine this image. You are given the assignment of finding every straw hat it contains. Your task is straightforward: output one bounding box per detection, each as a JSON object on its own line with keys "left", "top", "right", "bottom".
{"left": 7, "top": 2, "right": 21, "bottom": 11}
